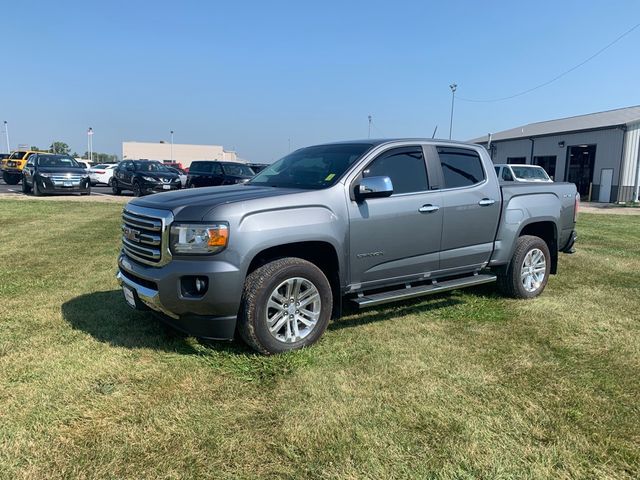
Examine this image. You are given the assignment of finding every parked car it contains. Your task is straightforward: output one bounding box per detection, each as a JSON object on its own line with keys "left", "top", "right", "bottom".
{"left": 186, "top": 161, "right": 254, "bottom": 188}
{"left": 22, "top": 153, "right": 91, "bottom": 196}
{"left": 88, "top": 164, "right": 117, "bottom": 185}
{"left": 494, "top": 164, "right": 553, "bottom": 183}
{"left": 117, "top": 139, "right": 578, "bottom": 354}
{"left": 110, "top": 160, "right": 181, "bottom": 196}
{"left": 2, "top": 150, "right": 45, "bottom": 185}
{"left": 167, "top": 166, "right": 188, "bottom": 188}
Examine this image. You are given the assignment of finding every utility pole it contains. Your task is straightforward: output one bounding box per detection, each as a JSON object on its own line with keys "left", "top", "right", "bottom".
{"left": 368, "top": 115, "right": 372, "bottom": 139}
{"left": 3, "top": 121, "right": 9, "bottom": 153}
{"left": 170, "top": 130, "right": 174, "bottom": 162}
{"left": 87, "top": 127, "right": 94, "bottom": 163}
{"left": 449, "top": 83, "right": 457, "bottom": 140}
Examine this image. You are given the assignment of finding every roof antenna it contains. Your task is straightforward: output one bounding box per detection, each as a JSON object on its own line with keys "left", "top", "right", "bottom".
{"left": 431, "top": 125, "right": 438, "bottom": 139}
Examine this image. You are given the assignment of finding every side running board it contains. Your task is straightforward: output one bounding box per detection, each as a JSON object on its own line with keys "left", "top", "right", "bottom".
{"left": 351, "top": 273, "right": 497, "bottom": 308}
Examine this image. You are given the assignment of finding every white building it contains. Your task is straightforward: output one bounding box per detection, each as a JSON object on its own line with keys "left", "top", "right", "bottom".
{"left": 122, "top": 141, "right": 239, "bottom": 168}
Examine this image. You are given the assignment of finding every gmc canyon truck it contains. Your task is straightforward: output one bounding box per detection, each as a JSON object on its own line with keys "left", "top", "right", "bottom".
{"left": 117, "top": 139, "right": 578, "bottom": 354}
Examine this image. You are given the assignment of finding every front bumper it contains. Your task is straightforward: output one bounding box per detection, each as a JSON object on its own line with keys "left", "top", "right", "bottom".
{"left": 116, "top": 253, "right": 243, "bottom": 340}
{"left": 38, "top": 176, "right": 91, "bottom": 193}
{"left": 141, "top": 181, "right": 182, "bottom": 193}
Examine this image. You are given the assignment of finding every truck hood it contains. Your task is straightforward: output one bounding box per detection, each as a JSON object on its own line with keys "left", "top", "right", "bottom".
{"left": 129, "top": 184, "right": 300, "bottom": 221}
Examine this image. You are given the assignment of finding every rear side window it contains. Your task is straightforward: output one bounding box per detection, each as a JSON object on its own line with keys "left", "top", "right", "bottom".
{"left": 190, "top": 161, "right": 212, "bottom": 173}
{"left": 363, "top": 147, "right": 428, "bottom": 194}
{"left": 438, "top": 147, "right": 485, "bottom": 189}
{"left": 502, "top": 168, "right": 514, "bottom": 181}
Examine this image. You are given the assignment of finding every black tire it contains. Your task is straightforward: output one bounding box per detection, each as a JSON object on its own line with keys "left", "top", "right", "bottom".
{"left": 238, "top": 257, "right": 333, "bottom": 355}
{"left": 32, "top": 178, "right": 43, "bottom": 196}
{"left": 81, "top": 185, "right": 91, "bottom": 196}
{"left": 110, "top": 179, "right": 121, "bottom": 195}
{"left": 497, "top": 235, "right": 551, "bottom": 299}
{"left": 133, "top": 181, "right": 142, "bottom": 197}
{"left": 3, "top": 171, "right": 20, "bottom": 185}
{"left": 21, "top": 178, "right": 31, "bottom": 194}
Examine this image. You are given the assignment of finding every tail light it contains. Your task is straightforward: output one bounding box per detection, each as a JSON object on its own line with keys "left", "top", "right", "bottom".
{"left": 574, "top": 193, "right": 580, "bottom": 223}
{"left": 95, "top": 170, "right": 105, "bottom": 174}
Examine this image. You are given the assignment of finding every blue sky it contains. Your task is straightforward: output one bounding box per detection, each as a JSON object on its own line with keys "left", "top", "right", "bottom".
{"left": 2, "top": 0, "right": 639, "bottom": 162}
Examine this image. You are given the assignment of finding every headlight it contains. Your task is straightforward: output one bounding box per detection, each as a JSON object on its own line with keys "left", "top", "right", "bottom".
{"left": 142, "top": 176, "right": 157, "bottom": 182}
{"left": 170, "top": 223, "right": 229, "bottom": 254}
{"left": 39, "top": 172, "right": 51, "bottom": 178}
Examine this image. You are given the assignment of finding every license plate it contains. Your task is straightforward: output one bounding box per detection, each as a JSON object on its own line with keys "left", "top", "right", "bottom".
{"left": 63, "top": 181, "right": 73, "bottom": 187}
{"left": 122, "top": 285, "right": 137, "bottom": 308}
{"left": 162, "top": 184, "right": 171, "bottom": 190}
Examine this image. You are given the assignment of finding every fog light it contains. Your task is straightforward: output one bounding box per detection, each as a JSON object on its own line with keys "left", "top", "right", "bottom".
{"left": 180, "top": 276, "right": 209, "bottom": 297}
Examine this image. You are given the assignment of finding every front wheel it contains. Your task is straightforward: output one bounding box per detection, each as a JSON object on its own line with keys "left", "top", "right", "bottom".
{"left": 132, "top": 182, "right": 142, "bottom": 197}
{"left": 238, "top": 257, "right": 333, "bottom": 354}
{"left": 21, "top": 178, "right": 31, "bottom": 193}
{"left": 497, "top": 235, "right": 551, "bottom": 299}
{"left": 32, "top": 178, "right": 43, "bottom": 196}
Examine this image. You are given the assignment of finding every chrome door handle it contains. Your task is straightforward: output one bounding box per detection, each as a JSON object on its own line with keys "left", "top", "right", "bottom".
{"left": 478, "top": 198, "right": 496, "bottom": 206}
{"left": 419, "top": 204, "right": 440, "bottom": 213}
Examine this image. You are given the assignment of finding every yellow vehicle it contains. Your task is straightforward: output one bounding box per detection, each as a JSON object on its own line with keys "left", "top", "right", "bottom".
{"left": 1, "top": 150, "right": 46, "bottom": 185}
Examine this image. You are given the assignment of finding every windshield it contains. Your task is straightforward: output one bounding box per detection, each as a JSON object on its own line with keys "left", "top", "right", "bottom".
{"left": 134, "top": 161, "right": 171, "bottom": 173}
{"left": 249, "top": 143, "right": 373, "bottom": 189}
{"left": 511, "top": 166, "right": 550, "bottom": 181}
{"left": 38, "top": 155, "right": 80, "bottom": 168}
{"left": 222, "top": 163, "right": 255, "bottom": 177}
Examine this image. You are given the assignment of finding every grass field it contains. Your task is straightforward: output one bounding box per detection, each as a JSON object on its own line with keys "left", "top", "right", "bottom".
{"left": 0, "top": 200, "right": 638, "bottom": 479}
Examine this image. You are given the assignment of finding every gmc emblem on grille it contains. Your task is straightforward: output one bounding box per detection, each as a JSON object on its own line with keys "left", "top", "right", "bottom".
{"left": 123, "top": 226, "right": 141, "bottom": 241}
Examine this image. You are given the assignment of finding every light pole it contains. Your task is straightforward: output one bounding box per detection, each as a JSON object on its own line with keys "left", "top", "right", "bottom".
{"left": 87, "top": 127, "right": 93, "bottom": 163}
{"left": 170, "top": 130, "right": 174, "bottom": 162}
{"left": 3, "top": 121, "right": 9, "bottom": 153}
{"left": 449, "top": 83, "right": 457, "bottom": 140}
{"left": 368, "top": 115, "right": 372, "bottom": 139}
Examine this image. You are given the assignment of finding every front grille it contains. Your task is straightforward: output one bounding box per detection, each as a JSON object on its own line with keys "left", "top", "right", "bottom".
{"left": 50, "top": 174, "right": 85, "bottom": 181}
{"left": 121, "top": 206, "right": 173, "bottom": 266}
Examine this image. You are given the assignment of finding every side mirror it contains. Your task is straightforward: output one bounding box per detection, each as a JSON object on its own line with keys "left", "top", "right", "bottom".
{"left": 355, "top": 176, "right": 393, "bottom": 200}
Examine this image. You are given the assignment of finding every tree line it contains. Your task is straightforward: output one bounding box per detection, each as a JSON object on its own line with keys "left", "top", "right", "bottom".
{"left": 30, "top": 142, "right": 119, "bottom": 163}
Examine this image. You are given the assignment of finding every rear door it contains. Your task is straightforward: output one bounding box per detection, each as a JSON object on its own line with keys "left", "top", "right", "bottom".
{"left": 347, "top": 145, "right": 443, "bottom": 288}
{"left": 434, "top": 146, "right": 501, "bottom": 272}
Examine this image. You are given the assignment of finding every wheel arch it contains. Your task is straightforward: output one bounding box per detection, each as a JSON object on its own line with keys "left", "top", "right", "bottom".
{"left": 518, "top": 220, "right": 558, "bottom": 274}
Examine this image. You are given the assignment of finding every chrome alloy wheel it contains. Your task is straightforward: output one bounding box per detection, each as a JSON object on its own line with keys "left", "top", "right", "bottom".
{"left": 266, "top": 277, "right": 321, "bottom": 343}
{"left": 521, "top": 248, "right": 546, "bottom": 293}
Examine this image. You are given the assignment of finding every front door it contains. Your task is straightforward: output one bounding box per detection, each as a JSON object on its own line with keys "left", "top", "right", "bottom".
{"left": 348, "top": 146, "right": 442, "bottom": 288}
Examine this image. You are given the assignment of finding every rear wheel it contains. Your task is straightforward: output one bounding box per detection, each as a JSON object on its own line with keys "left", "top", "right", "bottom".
{"left": 110, "top": 178, "right": 121, "bottom": 195}
{"left": 238, "top": 257, "right": 333, "bottom": 354}
{"left": 497, "top": 235, "right": 550, "bottom": 299}
{"left": 3, "top": 171, "right": 21, "bottom": 185}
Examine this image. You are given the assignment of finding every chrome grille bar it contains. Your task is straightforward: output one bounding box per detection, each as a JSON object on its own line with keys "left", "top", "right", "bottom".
{"left": 121, "top": 205, "right": 173, "bottom": 266}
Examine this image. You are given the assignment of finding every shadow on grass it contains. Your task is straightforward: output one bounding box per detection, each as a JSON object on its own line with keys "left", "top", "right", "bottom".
{"left": 61, "top": 290, "right": 250, "bottom": 355}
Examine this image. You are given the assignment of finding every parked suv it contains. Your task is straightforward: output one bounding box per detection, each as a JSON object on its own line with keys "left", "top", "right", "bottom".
{"left": 22, "top": 154, "right": 91, "bottom": 196}
{"left": 2, "top": 150, "right": 45, "bottom": 185}
{"left": 186, "top": 161, "right": 254, "bottom": 188}
{"left": 111, "top": 160, "right": 181, "bottom": 196}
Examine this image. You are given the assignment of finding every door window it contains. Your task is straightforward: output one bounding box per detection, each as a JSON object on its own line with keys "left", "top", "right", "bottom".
{"left": 363, "top": 147, "right": 428, "bottom": 194}
{"left": 438, "top": 147, "right": 485, "bottom": 189}
{"left": 212, "top": 163, "right": 223, "bottom": 175}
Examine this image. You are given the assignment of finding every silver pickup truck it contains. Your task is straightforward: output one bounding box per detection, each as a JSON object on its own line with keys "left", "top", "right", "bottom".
{"left": 117, "top": 139, "right": 578, "bottom": 354}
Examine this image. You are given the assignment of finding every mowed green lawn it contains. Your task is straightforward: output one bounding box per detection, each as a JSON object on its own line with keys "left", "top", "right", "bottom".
{"left": 0, "top": 200, "right": 638, "bottom": 479}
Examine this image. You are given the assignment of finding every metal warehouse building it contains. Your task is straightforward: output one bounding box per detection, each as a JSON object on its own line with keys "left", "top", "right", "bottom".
{"left": 472, "top": 106, "right": 640, "bottom": 203}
